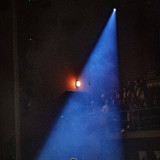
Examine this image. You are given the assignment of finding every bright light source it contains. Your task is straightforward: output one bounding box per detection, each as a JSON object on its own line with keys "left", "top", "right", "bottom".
{"left": 75, "top": 80, "right": 81, "bottom": 88}
{"left": 113, "top": 8, "right": 116, "bottom": 12}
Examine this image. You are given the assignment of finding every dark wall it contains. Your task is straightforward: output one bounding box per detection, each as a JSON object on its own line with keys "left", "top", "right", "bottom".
{"left": 0, "top": 3, "right": 15, "bottom": 160}
{"left": 117, "top": 0, "right": 160, "bottom": 86}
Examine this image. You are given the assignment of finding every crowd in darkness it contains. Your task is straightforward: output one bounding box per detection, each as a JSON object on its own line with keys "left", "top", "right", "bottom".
{"left": 64, "top": 78, "right": 159, "bottom": 131}
{"left": 85, "top": 78, "right": 151, "bottom": 130}
{"left": 87, "top": 78, "right": 148, "bottom": 115}
{"left": 100, "top": 78, "right": 148, "bottom": 113}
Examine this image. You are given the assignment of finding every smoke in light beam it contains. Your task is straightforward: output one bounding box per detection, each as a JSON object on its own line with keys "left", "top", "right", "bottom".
{"left": 37, "top": 9, "right": 122, "bottom": 160}
{"left": 80, "top": 10, "right": 119, "bottom": 97}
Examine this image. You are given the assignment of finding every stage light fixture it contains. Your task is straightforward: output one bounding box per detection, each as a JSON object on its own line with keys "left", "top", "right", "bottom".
{"left": 113, "top": 8, "right": 116, "bottom": 12}
{"left": 75, "top": 80, "right": 81, "bottom": 88}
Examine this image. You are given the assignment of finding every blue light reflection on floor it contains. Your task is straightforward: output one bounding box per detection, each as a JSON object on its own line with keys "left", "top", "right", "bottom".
{"left": 37, "top": 10, "right": 122, "bottom": 160}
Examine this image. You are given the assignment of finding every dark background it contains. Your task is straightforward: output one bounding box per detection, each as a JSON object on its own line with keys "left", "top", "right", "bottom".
{"left": 0, "top": 0, "right": 160, "bottom": 159}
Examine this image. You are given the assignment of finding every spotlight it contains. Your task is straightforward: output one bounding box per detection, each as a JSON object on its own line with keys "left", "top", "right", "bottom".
{"left": 113, "top": 8, "right": 116, "bottom": 12}
{"left": 75, "top": 80, "right": 81, "bottom": 88}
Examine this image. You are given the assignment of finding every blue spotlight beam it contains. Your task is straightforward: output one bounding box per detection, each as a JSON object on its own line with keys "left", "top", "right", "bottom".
{"left": 81, "top": 10, "right": 118, "bottom": 96}
{"left": 37, "top": 10, "right": 122, "bottom": 160}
